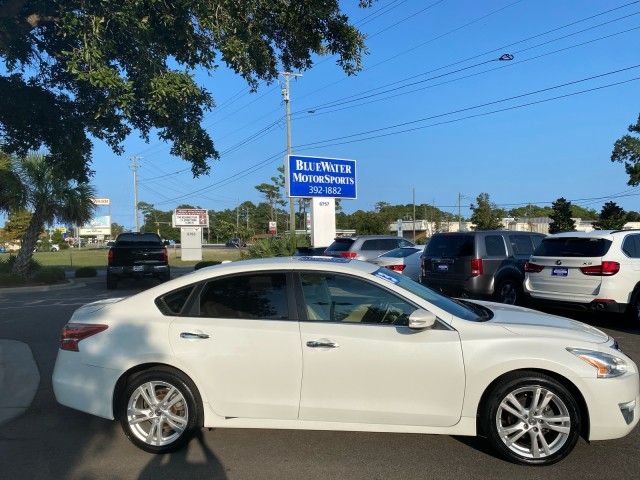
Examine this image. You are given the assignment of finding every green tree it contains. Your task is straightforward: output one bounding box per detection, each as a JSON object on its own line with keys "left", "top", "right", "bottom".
{"left": 8, "top": 153, "right": 95, "bottom": 276}
{"left": 570, "top": 204, "right": 598, "bottom": 220}
{"left": 0, "top": 151, "right": 25, "bottom": 211}
{"left": 508, "top": 204, "right": 552, "bottom": 218}
{"left": 626, "top": 211, "right": 640, "bottom": 222}
{"left": 611, "top": 114, "right": 640, "bottom": 185}
{"left": 549, "top": 197, "right": 576, "bottom": 234}
{"left": 0, "top": 208, "right": 31, "bottom": 243}
{"left": 137, "top": 201, "right": 181, "bottom": 240}
{"left": 0, "top": 1, "right": 370, "bottom": 180}
{"left": 110, "top": 222, "right": 124, "bottom": 238}
{"left": 470, "top": 193, "right": 503, "bottom": 230}
{"left": 593, "top": 201, "right": 627, "bottom": 230}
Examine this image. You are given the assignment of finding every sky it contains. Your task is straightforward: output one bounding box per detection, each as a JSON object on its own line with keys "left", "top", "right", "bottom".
{"left": 66, "top": 0, "right": 640, "bottom": 228}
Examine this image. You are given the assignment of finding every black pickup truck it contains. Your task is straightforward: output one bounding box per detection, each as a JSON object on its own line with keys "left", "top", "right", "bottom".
{"left": 106, "top": 233, "right": 170, "bottom": 289}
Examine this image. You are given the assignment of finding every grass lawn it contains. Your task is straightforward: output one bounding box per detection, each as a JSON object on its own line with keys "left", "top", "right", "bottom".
{"left": 0, "top": 247, "right": 242, "bottom": 269}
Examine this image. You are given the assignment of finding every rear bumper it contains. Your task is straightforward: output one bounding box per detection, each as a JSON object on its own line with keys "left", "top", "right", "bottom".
{"left": 422, "top": 275, "right": 494, "bottom": 297}
{"left": 526, "top": 295, "right": 628, "bottom": 314}
{"left": 108, "top": 264, "right": 169, "bottom": 278}
{"left": 52, "top": 349, "right": 119, "bottom": 420}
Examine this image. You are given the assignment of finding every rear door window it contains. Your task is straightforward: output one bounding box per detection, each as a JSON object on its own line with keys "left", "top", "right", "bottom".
{"left": 199, "top": 273, "right": 289, "bottom": 320}
{"left": 361, "top": 239, "right": 380, "bottom": 251}
{"left": 509, "top": 235, "right": 534, "bottom": 256}
{"left": 534, "top": 237, "right": 612, "bottom": 257}
{"left": 424, "top": 234, "right": 474, "bottom": 258}
{"left": 485, "top": 235, "right": 506, "bottom": 256}
{"left": 379, "top": 239, "right": 402, "bottom": 251}
{"left": 156, "top": 285, "right": 195, "bottom": 316}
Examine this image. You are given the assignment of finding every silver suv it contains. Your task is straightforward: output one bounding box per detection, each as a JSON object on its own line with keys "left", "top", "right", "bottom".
{"left": 325, "top": 235, "right": 415, "bottom": 261}
{"left": 421, "top": 231, "right": 545, "bottom": 305}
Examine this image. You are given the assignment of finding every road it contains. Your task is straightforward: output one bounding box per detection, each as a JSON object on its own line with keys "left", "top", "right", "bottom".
{"left": 0, "top": 278, "right": 638, "bottom": 480}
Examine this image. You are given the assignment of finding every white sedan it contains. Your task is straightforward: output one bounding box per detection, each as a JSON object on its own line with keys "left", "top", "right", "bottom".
{"left": 369, "top": 246, "right": 423, "bottom": 281}
{"left": 52, "top": 257, "right": 639, "bottom": 465}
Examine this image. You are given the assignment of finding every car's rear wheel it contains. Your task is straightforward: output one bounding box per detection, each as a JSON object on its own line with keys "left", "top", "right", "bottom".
{"left": 118, "top": 369, "right": 201, "bottom": 454}
{"left": 482, "top": 372, "right": 581, "bottom": 466}
{"left": 495, "top": 279, "right": 520, "bottom": 305}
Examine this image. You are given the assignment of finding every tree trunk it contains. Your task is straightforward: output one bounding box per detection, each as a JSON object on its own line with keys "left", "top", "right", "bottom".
{"left": 12, "top": 208, "right": 44, "bottom": 277}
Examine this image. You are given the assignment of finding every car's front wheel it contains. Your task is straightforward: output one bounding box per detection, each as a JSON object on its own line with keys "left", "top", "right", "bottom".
{"left": 495, "top": 279, "right": 521, "bottom": 305}
{"left": 118, "top": 368, "right": 201, "bottom": 453}
{"left": 482, "top": 371, "right": 581, "bottom": 465}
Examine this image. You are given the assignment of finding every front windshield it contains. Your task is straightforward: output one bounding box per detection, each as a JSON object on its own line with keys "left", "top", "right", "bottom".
{"left": 372, "top": 268, "right": 482, "bottom": 321}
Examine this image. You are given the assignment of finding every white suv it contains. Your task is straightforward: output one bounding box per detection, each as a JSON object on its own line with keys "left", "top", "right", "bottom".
{"left": 524, "top": 230, "right": 640, "bottom": 318}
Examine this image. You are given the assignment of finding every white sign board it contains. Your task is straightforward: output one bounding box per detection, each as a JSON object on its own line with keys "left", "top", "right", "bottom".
{"left": 79, "top": 215, "right": 111, "bottom": 236}
{"left": 268, "top": 221, "right": 277, "bottom": 235}
{"left": 311, "top": 198, "right": 336, "bottom": 248}
{"left": 180, "top": 227, "right": 202, "bottom": 261}
{"left": 173, "top": 208, "right": 209, "bottom": 227}
{"left": 91, "top": 198, "right": 111, "bottom": 205}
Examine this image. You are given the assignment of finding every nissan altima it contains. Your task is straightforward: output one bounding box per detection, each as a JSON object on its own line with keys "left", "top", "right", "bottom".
{"left": 52, "top": 257, "right": 639, "bottom": 465}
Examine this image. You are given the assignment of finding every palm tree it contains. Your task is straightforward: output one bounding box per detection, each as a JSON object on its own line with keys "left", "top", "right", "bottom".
{"left": 0, "top": 151, "right": 25, "bottom": 213}
{"left": 9, "top": 153, "right": 95, "bottom": 277}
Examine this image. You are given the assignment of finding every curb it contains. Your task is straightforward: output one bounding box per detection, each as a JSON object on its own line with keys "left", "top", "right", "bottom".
{"left": 0, "top": 279, "right": 87, "bottom": 294}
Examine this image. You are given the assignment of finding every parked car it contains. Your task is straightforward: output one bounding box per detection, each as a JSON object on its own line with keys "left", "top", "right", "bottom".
{"left": 524, "top": 230, "right": 640, "bottom": 318}
{"left": 421, "top": 231, "right": 545, "bottom": 305}
{"left": 325, "top": 235, "right": 414, "bottom": 261}
{"left": 225, "top": 237, "right": 246, "bottom": 248}
{"left": 0, "top": 245, "right": 6, "bottom": 253}
{"left": 369, "top": 246, "right": 423, "bottom": 281}
{"left": 106, "top": 232, "right": 170, "bottom": 289}
{"left": 52, "top": 256, "right": 639, "bottom": 464}
{"left": 294, "top": 246, "right": 328, "bottom": 256}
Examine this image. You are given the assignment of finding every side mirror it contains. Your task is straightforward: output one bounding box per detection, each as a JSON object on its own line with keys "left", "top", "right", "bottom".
{"left": 408, "top": 309, "right": 437, "bottom": 330}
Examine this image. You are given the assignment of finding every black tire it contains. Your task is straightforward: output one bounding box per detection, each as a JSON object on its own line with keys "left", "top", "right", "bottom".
{"left": 106, "top": 274, "right": 117, "bottom": 290}
{"left": 481, "top": 371, "right": 581, "bottom": 466}
{"left": 161, "top": 268, "right": 171, "bottom": 282}
{"left": 117, "top": 368, "right": 202, "bottom": 454}
{"left": 495, "top": 278, "right": 521, "bottom": 305}
{"left": 625, "top": 289, "right": 640, "bottom": 322}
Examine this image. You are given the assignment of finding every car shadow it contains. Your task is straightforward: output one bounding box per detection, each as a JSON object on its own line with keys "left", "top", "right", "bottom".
{"left": 137, "top": 430, "right": 227, "bottom": 480}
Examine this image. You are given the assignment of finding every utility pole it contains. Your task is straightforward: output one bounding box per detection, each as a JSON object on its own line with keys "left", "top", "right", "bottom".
{"left": 412, "top": 187, "right": 416, "bottom": 242}
{"left": 458, "top": 192, "right": 463, "bottom": 232}
{"left": 281, "top": 71, "right": 302, "bottom": 239}
{"left": 130, "top": 156, "right": 141, "bottom": 232}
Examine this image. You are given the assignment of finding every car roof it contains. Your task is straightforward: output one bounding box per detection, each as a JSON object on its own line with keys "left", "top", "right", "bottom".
{"left": 335, "top": 235, "right": 406, "bottom": 240}
{"left": 545, "top": 231, "right": 616, "bottom": 239}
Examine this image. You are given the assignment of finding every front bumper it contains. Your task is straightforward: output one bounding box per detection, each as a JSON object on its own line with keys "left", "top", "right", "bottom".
{"left": 52, "top": 349, "right": 120, "bottom": 420}
{"left": 581, "top": 372, "right": 640, "bottom": 440}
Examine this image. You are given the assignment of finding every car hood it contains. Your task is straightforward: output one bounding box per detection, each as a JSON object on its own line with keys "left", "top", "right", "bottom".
{"left": 472, "top": 300, "right": 609, "bottom": 344}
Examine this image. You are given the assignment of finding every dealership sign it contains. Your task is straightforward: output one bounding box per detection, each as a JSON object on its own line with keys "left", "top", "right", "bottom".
{"left": 287, "top": 155, "right": 356, "bottom": 199}
{"left": 79, "top": 215, "right": 111, "bottom": 236}
{"left": 91, "top": 197, "right": 111, "bottom": 205}
{"left": 172, "top": 208, "right": 209, "bottom": 227}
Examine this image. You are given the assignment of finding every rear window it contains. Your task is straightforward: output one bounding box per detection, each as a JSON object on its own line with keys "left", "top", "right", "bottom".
{"left": 326, "top": 238, "right": 355, "bottom": 253}
{"left": 381, "top": 247, "right": 422, "bottom": 258}
{"left": 509, "top": 235, "right": 534, "bottom": 256}
{"left": 156, "top": 286, "right": 195, "bottom": 316}
{"left": 485, "top": 235, "right": 506, "bottom": 256}
{"left": 424, "top": 234, "right": 474, "bottom": 258}
{"left": 116, "top": 233, "right": 163, "bottom": 246}
{"left": 534, "top": 237, "right": 612, "bottom": 257}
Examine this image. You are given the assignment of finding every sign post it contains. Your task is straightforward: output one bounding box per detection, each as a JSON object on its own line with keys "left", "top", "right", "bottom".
{"left": 286, "top": 155, "right": 356, "bottom": 248}
{"left": 172, "top": 208, "right": 209, "bottom": 261}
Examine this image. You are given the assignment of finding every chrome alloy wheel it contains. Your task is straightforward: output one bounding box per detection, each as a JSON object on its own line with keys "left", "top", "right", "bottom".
{"left": 495, "top": 385, "right": 571, "bottom": 460}
{"left": 499, "top": 283, "right": 517, "bottom": 305}
{"left": 127, "top": 381, "right": 189, "bottom": 446}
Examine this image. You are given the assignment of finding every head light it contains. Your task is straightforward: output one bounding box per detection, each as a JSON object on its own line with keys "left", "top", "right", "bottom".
{"left": 567, "top": 348, "right": 628, "bottom": 378}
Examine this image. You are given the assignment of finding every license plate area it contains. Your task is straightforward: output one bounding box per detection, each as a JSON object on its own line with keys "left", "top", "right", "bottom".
{"left": 436, "top": 264, "right": 449, "bottom": 273}
{"left": 551, "top": 267, "right": 568, "bottom": 277}
{"left": 133, "top": 265, "right": 144, "bottom": 272}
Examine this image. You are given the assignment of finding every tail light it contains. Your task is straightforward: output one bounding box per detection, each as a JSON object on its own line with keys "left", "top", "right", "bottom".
{"left": 580, "top": 261, "right": 620, "bottom": 276}
{"left": 161, "top": 247, "right": 168, "bottom": 262}
{"left": 524, "top": 261, "right": 544, "bottom": 273}
{"left": 60, "top": 323, "right": 108, "bottom": 352}
{"left": 470, "top": 258, "right": 483, "bottom": 277}
{"left": 340, "top": 252, "right": 357, "bottom": 258}
{"left": 385, "top": 264, "right": 406, "bottom": 272}
{"left": 107, "top": 248, "right": 114, "bottom": 266}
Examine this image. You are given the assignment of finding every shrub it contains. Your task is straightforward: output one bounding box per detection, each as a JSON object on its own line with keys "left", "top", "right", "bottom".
{"left": 0, "top": 255, "right": 41, "bottom": 274}
{"left": 193, "top": 260, "right": 221, "bottom": 270}
{"left": 245, "top": 235, "right": 310, "bottom": 259}
{"left": 75, "top": 266, "right": 98, "bottom": 278}
{"left": 0, "top": 273, "right": 27, "bottom": 287}
{"left": 31, "top": 266, "right": 66, "bottom": 284}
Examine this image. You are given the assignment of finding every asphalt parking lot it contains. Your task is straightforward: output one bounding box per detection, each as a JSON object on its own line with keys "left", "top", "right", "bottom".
{"left": 0, "top": 278, "right": 638, "bottom": 480}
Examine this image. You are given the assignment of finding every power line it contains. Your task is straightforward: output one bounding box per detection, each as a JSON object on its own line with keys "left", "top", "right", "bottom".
{"left": 293, "top": 64, "right": 640, "bottom": 150}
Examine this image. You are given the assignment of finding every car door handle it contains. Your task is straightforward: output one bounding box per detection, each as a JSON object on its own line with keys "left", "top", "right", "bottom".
{"left": 306, "top": 339, "right": 339, "bottom": 348}
{"left": 180, "top": 332, "right": 210, "bottom": 340}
